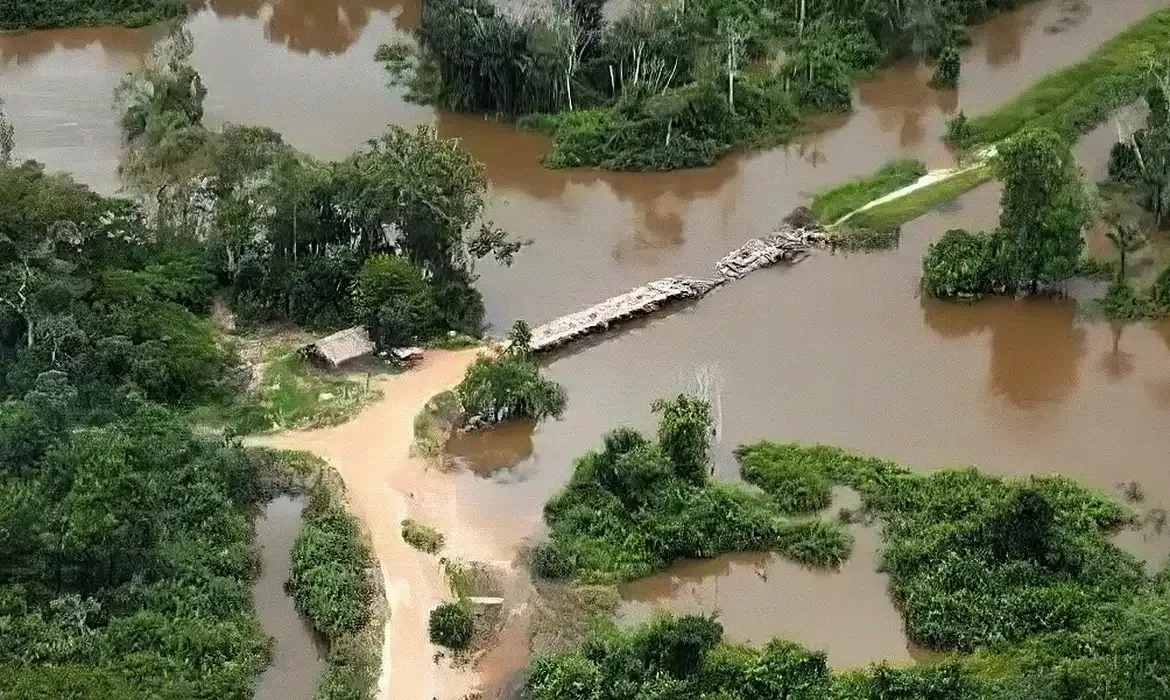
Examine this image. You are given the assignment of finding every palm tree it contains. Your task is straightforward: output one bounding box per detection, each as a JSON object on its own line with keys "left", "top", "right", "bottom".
{"left": 1105, "top": 218, "right": 1146, "bottom": 283}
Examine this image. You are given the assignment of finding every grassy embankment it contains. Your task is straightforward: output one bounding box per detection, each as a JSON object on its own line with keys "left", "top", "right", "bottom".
{"left": 0, "top": 0, "right": 186, "bottom": 29}
{"left": 254, "top": 449, "right": 384, "bottom": 700}
{"left": 818, "top": 8, "right": 1170, "bottom": 247}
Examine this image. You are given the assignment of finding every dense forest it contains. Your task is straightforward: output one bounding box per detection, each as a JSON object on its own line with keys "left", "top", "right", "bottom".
{"left": 0, "top": 25, "right": 521, "bottom": 699}
{"left": 381, "top": 0, "right": 1027, "bottom": 170}
{"left": 0, "top": 0, "right": 185, "bottom": 30}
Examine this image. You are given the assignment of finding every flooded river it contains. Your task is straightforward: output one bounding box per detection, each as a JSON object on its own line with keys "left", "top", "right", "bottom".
{"left": 253, "top": 496, "right": 324, "bottom": 700}
{"left": 4, "top": 0, "right": 1170, "bottom": 678}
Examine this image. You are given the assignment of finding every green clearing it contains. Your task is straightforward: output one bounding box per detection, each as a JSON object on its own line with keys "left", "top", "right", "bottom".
{"left": 952, "top": 9, "right": 1170, "bottom": 148}
{"left": 811, "top": 158, "right": 927, "bottom": 224}
{"left": 843, "top": 162, "right": 995, "bottom": 232}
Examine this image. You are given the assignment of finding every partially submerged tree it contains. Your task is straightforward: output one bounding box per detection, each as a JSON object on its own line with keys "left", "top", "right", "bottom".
{"left": 996, "top": 127, "right": 1089, "bottom": 290}
{"left": 455, "top": 321, "right": 566, "bottom": 425}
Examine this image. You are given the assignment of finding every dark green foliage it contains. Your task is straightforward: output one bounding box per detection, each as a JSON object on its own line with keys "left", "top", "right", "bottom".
{"left": 455, "top": 331, "right": 567, "bottom": 425}
{"left": 428, "top": 601, "right": 473, "bottom": 649}
{"left": 537, "top": 401, "right": 852, "bottom": 583}
{"left": 389, "top": 0, "right": 1030, "bottom": 171}
{"left": 0, "top": 395, "right": 269, "bottom": 698}
{"left": 923, "top": 128, "right": 1088, "bottom": 299}
{"left": 996, "top": 128, "right": 1088, "bottom": 287}
{"left": 287, "top": 490, "right": 373, "bottom": 639}
{"left": 922, "top": 228, "right": 1002, "bottom": 298}
{"left": 0, "top": 0, "right": 185, "bottom": 30}
{"left": 930, "top": 45, "right": 962, "bottom": 88}
{"left": 1097, "top": 280, "right": 1158, "bottom": 320}
{"left": 353, "top": 254, "right": 443, "bottom": 349}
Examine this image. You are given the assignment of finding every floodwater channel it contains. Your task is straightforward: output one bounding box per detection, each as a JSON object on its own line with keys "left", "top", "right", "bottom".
{"left": 252, "top": 496, "right": 324, "bottom": 700}
{"left": 4, "top": 0, "right": 1170, "bottom": 686}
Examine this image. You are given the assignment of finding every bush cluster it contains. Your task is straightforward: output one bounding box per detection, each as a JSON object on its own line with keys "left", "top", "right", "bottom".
{"left": 428, "top": 601, "right": 474, "bottom": 649}
{"left": 287, "top": 490, "right": 374, "bottom": 639}
{"left": 0, "top": 0, "right": 185, "bottom": 30}
{"left": 401, "top": 519, "right": 445, "bottom": 554}
{"left": 455, "top": 324, "right": 567, "bottom": 426}
{"left": 533, "top": 398, "right": 852, "bottom": 583}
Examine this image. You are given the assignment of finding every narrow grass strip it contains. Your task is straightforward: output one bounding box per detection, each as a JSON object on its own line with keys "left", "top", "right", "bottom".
{"left": 957, "top": 9, "right": 1170, "bottom": 147}
{"left": 810, "top": 158, "right": 928, "bottom": 223}
{"left": 845, "top": 162, "right": 994, "bottom": 231}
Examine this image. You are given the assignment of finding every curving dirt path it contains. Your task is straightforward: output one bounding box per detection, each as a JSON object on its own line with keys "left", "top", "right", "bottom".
{"left": 252, "top": 347, "right": 507, "bottom": 700}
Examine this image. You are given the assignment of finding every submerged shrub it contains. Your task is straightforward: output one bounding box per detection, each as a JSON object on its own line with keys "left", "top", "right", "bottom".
{"left": 930, "top": 45, "right": 961, "bottom": 88}
{"left": 428, "top": 601, "right": 474, "bottom": 649}
{"left": 401, "top": 519, "right": 444, "bottom": 554}
{"left": 921, "top": 228, "right": 1001, "bottom": 298}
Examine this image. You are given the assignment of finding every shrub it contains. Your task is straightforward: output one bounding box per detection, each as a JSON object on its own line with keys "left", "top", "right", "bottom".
{"left": 930, "top": 45, "right": 961, "bottom": 88}
{"left": 737, "top": 443, "right": 833, "bottom": 515}
{"left": 1152, "top": 264, "right": 1170, "bottom": 308}
{"left": 455, "top": 348, "right": 566, "bottom": 425}
{"left": 428, "top": 601, "right": 474, "bottom": 649}
{"left": 921, "top": 228, "right": 1001, "bottom": 298}
{"left": 401, "top": 519, "right": 444, "bottom": 554}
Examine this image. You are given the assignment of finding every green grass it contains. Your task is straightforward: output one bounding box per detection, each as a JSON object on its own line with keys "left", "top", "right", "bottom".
{"left": 811, "top": 158, "right": 927, "bottom": 224}
{"left": 954, "top": 9, "right": 1170, "bottom": 148}
{"left": 844, "top": 162, "right": 994, "bottom": 231}
{"left": 192, "top": 347, "right": 383, "bottom": 434}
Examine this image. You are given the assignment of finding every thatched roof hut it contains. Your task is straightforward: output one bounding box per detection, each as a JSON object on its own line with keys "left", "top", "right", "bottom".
{"left": 301, "top": 326, "right": 375, "bottom": 368}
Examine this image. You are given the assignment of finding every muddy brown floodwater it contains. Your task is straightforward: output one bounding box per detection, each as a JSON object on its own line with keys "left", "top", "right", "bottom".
{"left": 4, "top": 0, "right": 1170, "bottom": 686}
{"left": 253, "top": 496, "right": 325, "bottom": 700}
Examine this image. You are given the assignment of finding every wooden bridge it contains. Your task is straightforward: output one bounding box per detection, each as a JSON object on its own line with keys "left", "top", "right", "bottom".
{"left": 529, "top": 224, "right": 825, "bottom": 353}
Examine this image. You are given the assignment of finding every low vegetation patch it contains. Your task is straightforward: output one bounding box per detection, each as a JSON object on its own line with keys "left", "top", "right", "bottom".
{"left": 0, "top": 0, "right": 185, "bottom": 30}
{"left": 532, "top": 397, "right": 852, "bottom": 584}
{"left": 847, "top": 161, "right": 994, "bottom": 231}
{"left": 411, "top": 390, "right": 463, "bottom": 459}
{"left": 401, "top": 519, "right": 444, "bottom": 554}
{"left": 826, "top": 223, "right": 902, "bottom": 251}
{"left": 950, "top": 8, "right": 1170, "bottom": 148}
{"left": 811, "top": 158, "right": 927, "bottom": 224}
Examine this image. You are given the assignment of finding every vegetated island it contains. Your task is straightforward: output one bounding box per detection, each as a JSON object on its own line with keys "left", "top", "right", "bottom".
{"left": 379, "top": 0, "right": 1022, "bottom": 172}
{"left": 0, "top": 0, "right": 186, "bottom": 30}
{"left": 525, "top": 403, "right": 1168, "bottom": 700}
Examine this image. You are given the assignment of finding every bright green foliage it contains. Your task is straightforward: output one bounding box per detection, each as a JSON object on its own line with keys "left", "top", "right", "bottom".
{"left": 0, "top": 0, "right": 185, "bottom": 30}
{"left": 811, "top": 158, "right": 927, "bottom": 224}
{"left": 455, "top": 331, "right": 567, "bottom": 425}
{"left": 534, "top": 401, "right": 852, "bottom": 583}
{"left": 734, "top": 442, "right": 1144, "bottom": 651}
{"left": 288, "top": 489, "right": 373, "bottom": 639}
{"left": 401, "top": 519, "right": 445, "bottom": 554}
{"left": 651, "top": 394, "right": 713, "bottom": 486}
{"left": 736, "top": 442, "right": 833, "bottom": 514}
{"left": 930, "top": 45, "right": 962, "bottom": 88}
{"left": 952, "top": 9, "right": 1170, "bottom": 148}
{"left": 846, "top": 162, "right": 994, "bottom": 231}
{"left": 996, "top": 128, "right": 1089, "bottom": 288}
{"left": 428, "top": 601, "right": 474, "bottom": 649}
{"left": 922, "top": 228, "right": 1003, "bottom": 298}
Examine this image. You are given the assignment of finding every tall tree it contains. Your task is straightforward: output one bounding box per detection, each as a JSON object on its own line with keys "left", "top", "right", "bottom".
{"left": 996, "top": 128, "right": 1089, "bottom": 290}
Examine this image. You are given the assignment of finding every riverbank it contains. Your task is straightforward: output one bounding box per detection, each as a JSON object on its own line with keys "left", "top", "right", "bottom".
{"left": 252, "top": 348, "right": 506, "bottom": 700}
